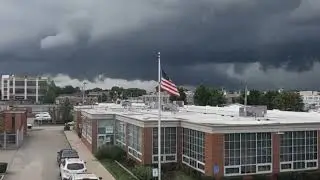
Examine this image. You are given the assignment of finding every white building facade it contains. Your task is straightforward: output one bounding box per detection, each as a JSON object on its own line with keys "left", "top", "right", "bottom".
{"left": 299, "top": 91, "right": 320, "bottom": 109}
{"left": 1, "top": 75, "right": 48, "bottom": 103}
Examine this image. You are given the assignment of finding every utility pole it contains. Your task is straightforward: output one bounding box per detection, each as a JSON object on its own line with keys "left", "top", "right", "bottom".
{"left": 82, "top": 82, "right": 87, "bottom": 105}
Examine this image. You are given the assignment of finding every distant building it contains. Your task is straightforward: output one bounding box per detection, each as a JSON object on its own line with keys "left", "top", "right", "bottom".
{"left": 0, "top": 75, "right": 49, "bottom": 103}
{"left": 185, "top": 91, "right": 194, "bottom": 105}
{"left": 299, "top": 91, "right": 320, "bottom": 110}
{"left": 87, "top": 90, "right": 111, "bottom": 102}
{"left": 225, "top": 91, "right": 241, "bottom": 104}
{"left": 129, "top": 92, "right": 171, "bottom": 105}
{"left": 55, "top": 95, "right": 98, "bottom": 106}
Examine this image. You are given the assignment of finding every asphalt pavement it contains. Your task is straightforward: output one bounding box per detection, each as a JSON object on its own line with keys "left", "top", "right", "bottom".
{"left": 4, "top": 125, "right": 69, "bottom": 180}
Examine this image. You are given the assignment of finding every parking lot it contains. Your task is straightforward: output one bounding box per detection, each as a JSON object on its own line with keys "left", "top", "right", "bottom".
{"left": 4, "top": 126, "right": 69, "bottom": 180}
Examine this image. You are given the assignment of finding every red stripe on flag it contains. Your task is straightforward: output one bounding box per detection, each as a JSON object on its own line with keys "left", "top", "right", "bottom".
{"left": 160, "top": 78, "right": 179, "bottom": 96}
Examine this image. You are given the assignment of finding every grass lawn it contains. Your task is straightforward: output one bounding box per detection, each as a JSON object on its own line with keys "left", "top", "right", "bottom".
{"left": 100, "top": 159, "right": 136, "bottom": 180}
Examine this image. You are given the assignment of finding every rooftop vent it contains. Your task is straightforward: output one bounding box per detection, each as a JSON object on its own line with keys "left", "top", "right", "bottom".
{"left": 239, "top": 105, "right": 267, "bottom": 117}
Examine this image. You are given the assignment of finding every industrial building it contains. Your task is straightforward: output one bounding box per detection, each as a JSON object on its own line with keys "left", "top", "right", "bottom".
{"left": 73, "top": 103, "right": 320, "bottom": 179}
{"left": 0, "top": 74, "right": 48, "bottom": 103}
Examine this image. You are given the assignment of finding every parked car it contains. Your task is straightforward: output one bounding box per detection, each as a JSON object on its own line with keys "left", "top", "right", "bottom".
{"left": 59, "top": 158, "right": 87, "bottom": 180}
{"left": 27, "top": 123, "right": 32, "bottom": 129}
{"left": 68, "top": 173, "right": 102, "bottom": 180}
{"left": 57, "top": 149, "right": 79, "bottom": 165}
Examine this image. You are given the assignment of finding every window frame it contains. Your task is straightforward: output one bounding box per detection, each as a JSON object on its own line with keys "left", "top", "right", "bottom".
{"left": 224, "top": 132, "right": 273, "bottom": 176}
{"left": 152, "top": 127, "right": 178, "bottom": 163}
{"left": 182, "top": 128, "right": 205, "bottom": 173}
{"left": 279, "top": 131, "right": 318, "bottom": 172}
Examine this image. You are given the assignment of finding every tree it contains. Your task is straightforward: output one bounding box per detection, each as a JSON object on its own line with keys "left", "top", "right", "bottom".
{"left": 208, "top": 88, "right": 226, "bottom": 106}
{"left": 101, "top": 93, "right": 108, "bottom": 102}
{"left": 239, "top": 90, "right": 264, "bottom": 105}
{"left": 273, "top": 91, "right": 304, "bottom": 111}
{"left": 194, "top": 85, "right": 211, "bottom": 106}
{"left": 194, "top": 85, "right": 226, "bottom": 106}
{"left": 42, "top": 81, "right": 59, "bottom": 104}
{"left": 60, "top": 98, "right": 73, "bottom": 123}
{"left": 262, "top": 91, "right": 280, "bottom": 110}
{"left": 169, "top": 87, "right": 187, "bottom": 104}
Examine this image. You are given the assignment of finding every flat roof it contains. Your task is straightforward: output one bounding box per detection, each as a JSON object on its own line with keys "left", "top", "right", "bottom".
{"left": 75, "top": 103, "right": 320, "bottom": 126}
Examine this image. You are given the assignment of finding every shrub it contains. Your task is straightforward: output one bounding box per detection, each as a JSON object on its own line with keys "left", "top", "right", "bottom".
{"left": 277, "top": 172, "right": 293, "bottom": 180}
{"left": 252, "top": 174, "right": 269, "bottom": 180}
{"left": 122, "top": 157, "right": 137, "bottom": 167}
{"left": 221, "top": 176, "right": 243, "bottom": 180}
{"left": 306, "top": 171, "right": 320, "bottom": 180}
{"left": 201, "top": 175, "right": 215, "bottom": 180}
{"left": 131, "top": 165, "right": 153, "bottom": 180}
{"left": 94, "top": 145, "right": 126, "bottom": 161}
{"left": 162, "top": 163, "right": 178, "bottom": 172}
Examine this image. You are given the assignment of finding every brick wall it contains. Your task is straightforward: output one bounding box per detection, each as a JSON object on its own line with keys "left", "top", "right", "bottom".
{"left": 142, "top": 127, "right": 152, "bottom": 164}
{"left": 3, "top": 111, "right": 26, "bottom": 133}
{"left": 92, "top": 119, "right": 97, "bottom": 153}
{"left": 272, "top": 133, "right": 280, "bottom": 175}
{"left": 204, "top": 133, "right": 224, "bottom": 179}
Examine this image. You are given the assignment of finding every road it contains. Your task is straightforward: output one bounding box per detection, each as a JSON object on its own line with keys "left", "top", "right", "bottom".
{"left": 5, "top": 126, "right": 69, "bottom": 180}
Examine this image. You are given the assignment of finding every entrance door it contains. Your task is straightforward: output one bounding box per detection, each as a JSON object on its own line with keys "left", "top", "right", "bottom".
{"left": 97, "top": 134, "right": 106, "bottom": 148}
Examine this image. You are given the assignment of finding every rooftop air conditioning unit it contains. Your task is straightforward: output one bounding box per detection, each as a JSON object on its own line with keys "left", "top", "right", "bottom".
{"left": 239, "top": 106, "right": 267, "bottom": 117}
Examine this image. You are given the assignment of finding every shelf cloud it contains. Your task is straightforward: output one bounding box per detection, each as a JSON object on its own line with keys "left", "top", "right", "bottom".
{"left": 0, "top": 0, "right": 320, "bottom": 89}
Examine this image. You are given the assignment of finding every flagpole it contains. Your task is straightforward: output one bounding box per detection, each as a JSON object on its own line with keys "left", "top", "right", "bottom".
{"left": 157, "top": 52, "right": 162, "bottom": 180}
{"left": 244, "top": 81, "right": 247, "bottom": 116}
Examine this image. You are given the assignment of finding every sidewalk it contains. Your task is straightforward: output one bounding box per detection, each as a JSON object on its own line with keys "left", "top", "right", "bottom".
{"left": 64, "top": 131, "right": 115, "bottom": 180}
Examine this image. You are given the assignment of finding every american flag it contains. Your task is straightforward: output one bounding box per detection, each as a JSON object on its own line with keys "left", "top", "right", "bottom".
{"left": 160, "top": 69, "right": 180, "bottom": 96}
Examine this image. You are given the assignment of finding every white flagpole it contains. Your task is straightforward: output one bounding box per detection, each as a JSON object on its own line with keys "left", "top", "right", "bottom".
{"left": 157, "top": 52, "right": 162, "bottom": 180}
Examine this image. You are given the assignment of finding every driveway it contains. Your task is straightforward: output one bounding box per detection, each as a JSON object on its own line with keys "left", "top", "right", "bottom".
{"left": 5, "top": 126, "right": 69, "bottom": 180}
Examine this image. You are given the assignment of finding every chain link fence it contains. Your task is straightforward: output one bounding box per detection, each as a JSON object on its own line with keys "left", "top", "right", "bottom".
{"left": 0, "top": 129, "right": 23, "bottom": 150}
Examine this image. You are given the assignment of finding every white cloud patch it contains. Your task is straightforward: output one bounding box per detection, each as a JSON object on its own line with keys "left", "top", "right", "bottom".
{"left": 51, "top": 74, "right": 157, "bottom": 91}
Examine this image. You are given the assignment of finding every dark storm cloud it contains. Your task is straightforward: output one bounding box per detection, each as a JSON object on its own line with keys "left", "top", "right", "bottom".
{"left": 1, "top": 0, "right": 320, "bottom": 88}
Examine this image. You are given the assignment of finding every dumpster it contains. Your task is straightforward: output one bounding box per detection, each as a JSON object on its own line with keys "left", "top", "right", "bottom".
{"left": 0, "top": 162, "right": 7, "bottom": 180}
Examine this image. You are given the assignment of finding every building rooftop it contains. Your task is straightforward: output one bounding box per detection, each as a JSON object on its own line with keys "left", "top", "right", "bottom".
{"left": 74, "top": 103, "right": 320, "bottom": 127}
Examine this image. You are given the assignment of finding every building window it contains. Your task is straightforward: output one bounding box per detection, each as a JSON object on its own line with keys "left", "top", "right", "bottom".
{"left": 280, "top": 131, "right": 318, "bottom": 171}
{"left": 127, "top": 124, "right": 142, "bottom": 161}
{"left": 81, "top": 118, "right": 92, "bottom": 143}
{"left": 224, "top": 133, "right": 272, "bottom": 176}
{"left": 115, "top": 121, "right": 126, "bottom": 149}
{"left": 182, "top": 128, "right": 205, "bottom": 173}
{"left": 152, "top": 127, "right": 177, "bottom": 163}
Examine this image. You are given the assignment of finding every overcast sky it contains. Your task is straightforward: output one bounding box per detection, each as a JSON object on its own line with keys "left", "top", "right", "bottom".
{"left": 1, "top": 0, "right": 320, "bottom": 90}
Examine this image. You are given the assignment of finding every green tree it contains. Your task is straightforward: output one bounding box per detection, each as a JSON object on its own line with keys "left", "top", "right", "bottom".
{"left": 262, "top": 91, "right": 280, "bottom": 110}
{"left": 208, "top": 88, "right": 226, "bottom": 106}
{"left": 42, "top": 81, "right": 59, "bottom": 104}
{"left": 239, "top": 89, "right": 264, "bottom": 105}
{"left": 273, "top": 91, "right": 304, "bottom": 111}
{"left": 194, "top": 85, "right": 211, "bottom": 106}
{"left": 101, "top": 93, "right": 108, "bottom": 102}
{"left": 169, "top": 87, "right": 187, "bottom": 104}
{"left": 194, "top": 85, "right": 226, "bottom": 106}
{"left": 60, "top": 98, "right": 73, "bottom": 123}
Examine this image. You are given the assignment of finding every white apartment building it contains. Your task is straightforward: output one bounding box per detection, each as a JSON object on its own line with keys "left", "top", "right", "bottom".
{"left": 299, "top": 91, "right": 320, "bottom": 109}
{"left": 0, "top": 75, "right": 48, "bottom": 103}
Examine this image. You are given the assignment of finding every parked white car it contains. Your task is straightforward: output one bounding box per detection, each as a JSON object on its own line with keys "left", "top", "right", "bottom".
{"left": 59, "top": 158, "right": 87, "bottom": 180}
{"left": 68, "top": 173, "right": 102, "bottom": 180}
{"left": 35, "top": 113, "right": 51, "bottom": 121}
